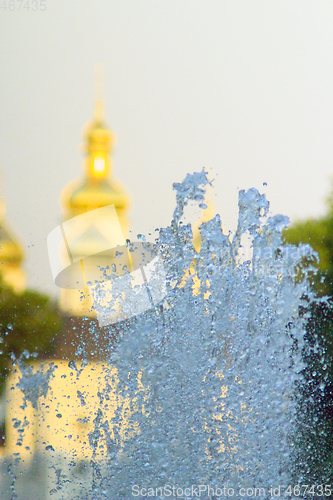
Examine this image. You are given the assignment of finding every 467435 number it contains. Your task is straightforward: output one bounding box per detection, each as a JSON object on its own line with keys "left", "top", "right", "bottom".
{"left": 1, "top": 0, "right": 46, "bottom": 11}
{"left": 285, "top": 484, "right": 331, "bottom": 496}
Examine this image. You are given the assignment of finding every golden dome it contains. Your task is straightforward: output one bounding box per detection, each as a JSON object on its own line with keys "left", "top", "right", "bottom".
{"left": 0, "top": 228, "right": 24, "bottom": 263}
{"left": 61, "top": 98, "right": 130, "bottom": 234}
{"left": 0, "top": 197, "right": 26, "bottom": 293}
{"left": 62, "top": 178, "right": 129, "bottom": 215}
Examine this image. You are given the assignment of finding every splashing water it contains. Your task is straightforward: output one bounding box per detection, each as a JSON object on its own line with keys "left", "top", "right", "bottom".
{"left": 0, "top": 171, "right": 323, "bottom": 499}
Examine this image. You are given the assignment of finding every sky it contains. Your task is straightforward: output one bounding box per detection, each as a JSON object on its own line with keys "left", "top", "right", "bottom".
{"left": 0, "top": 0, "right": 333, "bottom": 297}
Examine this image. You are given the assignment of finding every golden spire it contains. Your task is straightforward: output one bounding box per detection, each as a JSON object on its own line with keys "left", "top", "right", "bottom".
{"left": 82, "top": 66, "right": 116, "bottom": 181}
{"left": 61, "top": 67, "right": 130, "bottom": 231}
{"left": 93, "top": 64, "right": 105, "bottom": 123}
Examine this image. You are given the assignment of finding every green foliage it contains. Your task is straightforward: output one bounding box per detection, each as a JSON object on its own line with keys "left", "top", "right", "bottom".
{"left": 284, "top": 186, "right": 333, "bottom": 482}
{"left": 284, "top": 194, "right": 333, "bottom": 297}
{"left": 0, "top": 282, "right": 61, "bottom": 393}
{"left": 293, "top": 302, "right": 333, "bottom": 483}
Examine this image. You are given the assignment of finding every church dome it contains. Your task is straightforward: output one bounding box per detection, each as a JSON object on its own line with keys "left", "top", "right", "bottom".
{"left": 60, "top": 97, "right": 130, "bottom": 233}
{"left": 62, "top": 178, "right": 129, "bottom": 215}
{"left": 0, "top": 224, "right": 24, "bottom": 263}
{"left": 0, "top": 198, "right": 26, "bottom": 293}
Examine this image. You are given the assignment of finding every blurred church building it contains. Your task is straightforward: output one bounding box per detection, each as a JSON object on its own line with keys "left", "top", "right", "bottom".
{"left": 0, "top": 93, "right": 135, "bottom": 481}
{"left": 0, "top": 83, "right": 214, "bottom": 498}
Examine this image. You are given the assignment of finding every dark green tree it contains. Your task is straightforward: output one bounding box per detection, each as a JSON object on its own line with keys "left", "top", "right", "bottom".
{"left": 0, "top": 280, "right": 61, "bottom": 395}
{"left": 284, "top": 189, "right": 333, "bottom": 483}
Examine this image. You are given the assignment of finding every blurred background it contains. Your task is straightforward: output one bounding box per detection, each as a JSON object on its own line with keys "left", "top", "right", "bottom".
{"left": 1, "top": 0, "right": 333, "bottom": 297}
{"left": 1, "top": 3, "right": 333, "bottom": 493}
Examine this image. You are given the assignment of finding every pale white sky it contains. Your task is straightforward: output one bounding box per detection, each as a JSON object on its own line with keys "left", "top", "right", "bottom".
{"left": 1, "top": 0, "right": 333, "bottom": 297}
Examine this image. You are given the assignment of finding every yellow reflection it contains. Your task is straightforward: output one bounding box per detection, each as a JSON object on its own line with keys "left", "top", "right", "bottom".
{"left": 1, "top": 361, "right": 150, "bottom": 462}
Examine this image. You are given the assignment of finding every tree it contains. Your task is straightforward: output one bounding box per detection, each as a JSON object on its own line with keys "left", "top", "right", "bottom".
{"left": 284, "top": 189, "right": 333, "bottom": 483}
{"left": 0, "top": 280, "right": 61, "bottom": 395}
{"left": 284, "top": 189, "right": 333, "bottom": 298}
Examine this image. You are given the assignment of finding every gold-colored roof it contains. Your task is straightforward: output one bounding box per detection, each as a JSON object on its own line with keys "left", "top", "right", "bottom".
{"left": 62, "top": 178, "right": 129, "bottom": 214}
{"left": 0, "top": 197, "right": 26, "bottom": 293}
{"left": 0, "top": 198, "right": 24, "bottom": 264}
{"left": 61, "top": 98, "right": 130, "bottom": 224}
{"left": 0, "top": 228, "right": 24, "bottom": 263}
